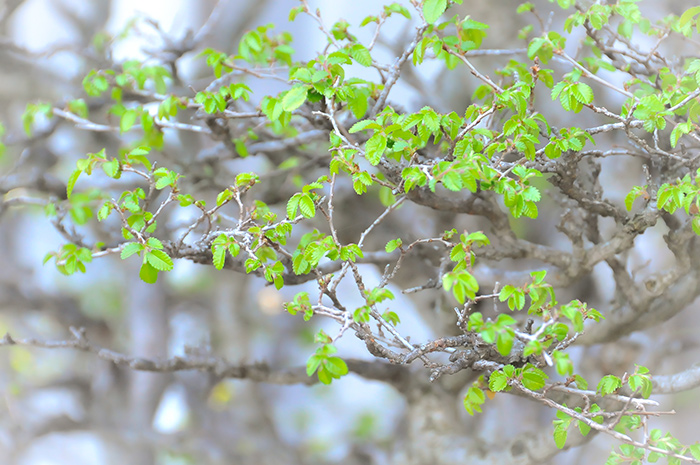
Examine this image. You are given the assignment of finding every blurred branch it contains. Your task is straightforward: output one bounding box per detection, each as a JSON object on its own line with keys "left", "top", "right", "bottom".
{"left": 652, "top": 364, "right": 700, "bottom": 394}
{"left": 0, "top": 328, "right": 409, "bottom": 386}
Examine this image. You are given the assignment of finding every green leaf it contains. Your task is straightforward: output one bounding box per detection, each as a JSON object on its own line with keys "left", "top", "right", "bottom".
{"left": 217, "top": 189, "right": 233, "bottom": 207}
{"left": 146, "top": 249, "right": 174, "bottom": 271}
{"left": 287, "top": 193, "right": 301, "bottom": 218}
{"left": 423, "top": 0, "right": 447, "bottom": 24}
{"left": 102, "top": 159, "right": 121, "bottom": 178}
{"left": 517, "top": 2, "right": 534, "bottom": 13}
{"left": 365, "top": 133, "right": 387, "bottom": 165}
{"left": 522, "top": 366, "right": 548, "bottom": 391}
{"left": 680, "top": 6, "right": 700, "bottom": 27}
{"left": 385, "top": 238, "right": 402, "bottom": 253}
{"left": 306, "top": 354, "right": 322, "bottom": 376}
{"left": 282, "top": 86, "right": 308, "bottom": 112}
{"left": 628, "top": 371, "right": 653, "bottom": 399}
{"left": 349, "top": 44, "right": 372, "bottom": 66}
{"left": 289, "top": 5, "right": 304, "bottom": 20}
{"left": 553, "top": 424, "right": 568, "bottom": 449}
{"left": 235, "top": 172, "right": 259, "bottom": 189}
{"left": 97, "top": 203, "right": 112, "bottom": 221}
{"left": 233, "top": 138, "right": 249, "bottom": 157}
{"left": 293, "top": 254, "right": 310, "bottom": 275}
{"left": 442, "top": 171, "right": 463, "bottom": 191}
{"left": 693, "top": 216, "right": 700, "bottom": 236}
{"left": 68, "top": 99, "right": 88, "bottom": 118}
{"left": 670, "top": 122, "right": 691, "bottom": 148}
{"left": 597, "top": 374, "right": 622, "bottom": 396}
{"left": 121, "top": 242, "right": 143, "bottom": 259}
{"left": 120, "top": 109, "right": 138, "bottom": 133}
{"left": 349, "top": 119, "right": 376, "bottom": 133}
{"left": 139, "top": 262, "right": 159, "bottom": 283}
{"left": 382, "top": 310, "right": 400, "bottom": 325}
{"left": 463, "top": 386, "right": 486, "bottom": 415}
{"left": 146, "top": 237, "right": 163, "bottom": 250}
{"left": 489, "top": 370, "right": 508, "bottom": 392}
{"left": 298, "top": 194, "right": 315, "bottom": 218}
{"left": 324, "top": 356, "right": 349, "bottom": 377}
{"left": 66, "top": 169, "right": 81, "bottom": 198}
{"left": 571, "top": 83, "right": 594, "bottom": 104}
{"left": 496, "top": 332, "right": 514, "bottom": 356}
{"left": 552, "top": 351, "right": 573, "bottom": 376}
{"left": 624, "top": 186, "right": 647, "bottom": 211}
{"left": 689, "top": 444, "right": 700, "bottom": 461}
{"left": 378, "top": 186, "right": 396, "bottom": 206}
{"left": 212, "top": 246, "right": 226, "bottom": 270}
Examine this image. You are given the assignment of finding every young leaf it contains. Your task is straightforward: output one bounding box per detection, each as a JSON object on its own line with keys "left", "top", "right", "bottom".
{"left": 349, "top": 44, "right": 372, "bottom": 66}
{"left": 146, "top": 249, "right": 174, "bottom": 271}
{"left": 298, "top": 194, "right": 315, "bottom": 218}
{"left": 120, "top": 109, "right": 138, "bottom": 133}
{"left": 282, "top": 86, "right": 308, "bottom": 112}
{"left": 102, "top": 159, "right": 121, "bottom": 178}
{"left": 66, "top": 169, "right": 81, "bottom": 198}
{"left": 139, "top": 262, "right": 159, "bottom": 283}
{"left": 287, "top": 193, "right": 301, "bottom": 218}
{"left": 121, "top": 242, "right": 143, "bottom": 259}
{"left": 365, "top": 133, "right": 387, "bottom": 165}
{"left": 423, "top": 0, "right": 447, "bottom": 24}
{"left": 489, "top": 370, "right": 508, "bottom": 392}
{"left": 212, "top": 246, "right": 227, "bottom": 270}
{"left": 385, "top": 238, "right": 402, "bottom": 253}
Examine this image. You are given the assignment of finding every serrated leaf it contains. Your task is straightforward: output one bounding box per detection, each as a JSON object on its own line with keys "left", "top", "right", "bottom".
{"left": 97, "top": 203, "right": 112, "bottom": 221}
{"left": 146, "top": 237, "right": 163, "bottom": 250}
{"left": 442, "top": 171, "right": 463, "bottom": 191}
{"left": 489, "top": 371, "right": 508, "bottom": 392}
{"left": 293, "top": 254, "right": 310, "bottom": 274}
{"left": 597, "top": 374, "right": 622, "bottom": 396}
{"left": 287, "top": 193, "right": 301, "bottom": 218}
{"left": 349, "top": 119, "right": 375, "bottom": 133}
{"left": 298, "top": 194, "right": 315, "bottom": 218}
{"left": 571, "top": 83, "right": 594, "bottom": 104}
{"left": 349, "top": 44, "right": 372, "bottom": 66}
{"left": 121, "top": 242, "right": 143, "bottom": 259}
{"left": 228, "top": 242, "right": 240, "bottom": 257}
{"left": 522, "top": 367, "right": 548, "bottom": 391}
{"left": 212, "top": 246, "right": 226, "bottom": 270}
{"left": 146, "top": 249, "right": 174, "bottom": 271}
{"left": 102, "top": 159, "right": 120, "bottom": 178}
{"left": 365, "top": 133, "right": 387, "bottom": 165}
{"left": 282, "top": 86, "right": 308, "bottom": 112}
{"left": 522, "top": 186, "right": 540, "bottom": 202}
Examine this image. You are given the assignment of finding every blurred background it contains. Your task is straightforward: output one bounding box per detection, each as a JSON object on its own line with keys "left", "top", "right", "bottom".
{"left": 1, "top": 0, "right": 700, "bottom": 464}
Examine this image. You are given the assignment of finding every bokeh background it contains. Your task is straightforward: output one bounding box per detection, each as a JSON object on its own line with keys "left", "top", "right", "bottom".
{"left": 1, "top": 0, "right": 700, "bottom": 464}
